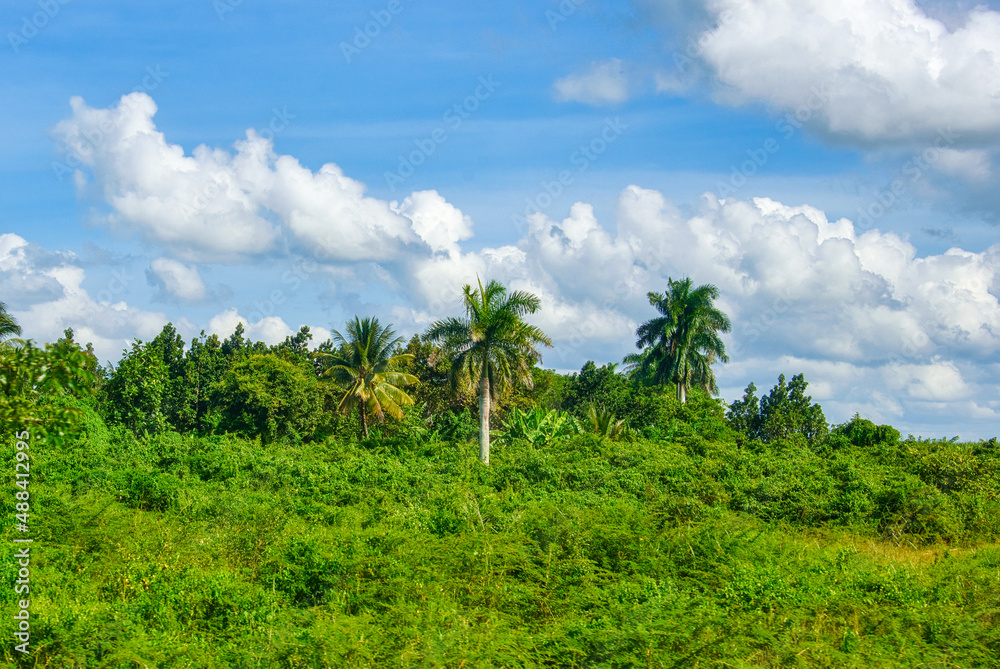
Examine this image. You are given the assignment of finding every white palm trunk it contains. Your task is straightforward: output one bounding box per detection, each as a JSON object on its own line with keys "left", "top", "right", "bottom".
{"left": 479, "top": 375, "right": 491, "bottom": 464}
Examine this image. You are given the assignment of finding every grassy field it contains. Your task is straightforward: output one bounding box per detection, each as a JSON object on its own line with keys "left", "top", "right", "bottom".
{"left": 4, "top": 401, "right": 999, "bottom": 667}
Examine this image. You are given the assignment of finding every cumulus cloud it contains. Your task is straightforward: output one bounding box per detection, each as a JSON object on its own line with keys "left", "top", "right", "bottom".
{"left": 148, "top": 258, "right": 207, "bottom": 301}
{"left": 394, "top": 190, "right": 474, "bottom": 257}
{"left": 393, "top": 184, "right": 1000, "bottom": 436}
{"left": 0, "top": 234, "right": 171, "bottom": 363}
{"left": 0, "top": 234, "right": 67, "bottom": 307}
{"left": 554, "top": 59, "right": 631, "bottom": 106}
{"left": 692, "top": 0, "right": 1000, "bottom": 145}
{"left": 53, "top": 93, "right": 417, "bottom": 262}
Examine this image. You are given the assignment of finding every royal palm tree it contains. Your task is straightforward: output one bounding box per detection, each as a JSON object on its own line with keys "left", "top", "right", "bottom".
{"left": 318, "top": 316, "right": 419, "bottom": 439}
{"left": 426, "top": 279, "right": 552, "bottom": 464}
{"left": 624, "top": 277, "right": 731, "bottom": 403}
{"left": 0, "top": 301, "right": 25, "bottom": 350}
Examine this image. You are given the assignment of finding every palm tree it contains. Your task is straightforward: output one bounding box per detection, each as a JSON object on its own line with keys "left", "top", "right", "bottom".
{"left": 624, "top": 277, "right": 731, "bottom": 403}
{"left": 0, "top": 301, "right": 25, "bottom": 350}
{"left": 585, "top": 404, "right": 627, "bottom": 440}
{"left": 318, "top": 316, "right": 419, "bottom": 439}
{"left": 426, "top": 279, "right": 552, "bottom": 464}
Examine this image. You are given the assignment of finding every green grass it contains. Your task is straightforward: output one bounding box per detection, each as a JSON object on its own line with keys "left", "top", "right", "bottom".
{"left": 3, "top": 414, "right": 999, "bottom": 667}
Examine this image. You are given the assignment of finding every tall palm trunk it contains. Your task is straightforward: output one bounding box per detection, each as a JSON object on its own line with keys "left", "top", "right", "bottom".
{"left": 479, "top": 375, "right": 491, "bottom": 464}
{"left": 677, "top": 382, "right": 687, "bottom": 404}
{"left": 359, "top": 404, "right": 369, "bottom": 439}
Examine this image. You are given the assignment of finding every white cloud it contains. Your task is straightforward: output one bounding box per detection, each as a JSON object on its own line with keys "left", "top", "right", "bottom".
{"left": 554, "top": 59, "right": 631, "bottom": 106}
{"left": 694, "top": 0, "right": 1000, "bottom": 144}
{"left": 54, "top": 95, "right": 278, "bottom": 260}
{"left": 883, "top": 359, "right": 970, "bottom": 401}
{"left": 54, "top": 93, "right": 418, "bottom": 263}
{"left": 395, "top": 190, "right": 474, "bottom": 257}
{"left": 932, "top": 148, "right": 992, "bottom": 182}
{"left": 0, "top": 243, "right": 170, "bottom": 364}
{"left": 400, "top": 185, "right": 999, "bottom": 426}
{"left": 149, "top": 258, "right": 207, "bottom": 301}
{"left": 0, "top": 234, "right": 66, "bottom": 305}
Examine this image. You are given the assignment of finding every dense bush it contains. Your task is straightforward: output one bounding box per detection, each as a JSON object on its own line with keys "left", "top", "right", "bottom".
{"left": 214, "top": 354, "right": 331, "bottom": 444}
{"left": 4, "top": 418, "right": 998, "bottom": 667}
{"left": 5, "top": 327, "right": 999, "bottom": 667}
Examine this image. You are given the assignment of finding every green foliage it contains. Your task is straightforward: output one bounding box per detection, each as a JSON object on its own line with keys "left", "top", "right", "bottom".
{"left": 5, "top": 314, "right": 1000, "bottom": 667}
{"left": 171, "top": 330, "right": 227, "bottom": 434}
{"left": 584, "top": 404, "right": 629, "bottom": 440}
{"left": 496, "top": 406, "right": 581, "bottom": 447}
{"left": 0, "top": 338, "right": 99, "bottom": 445}
{"left": 101, "top": 339, "right": 171, "bottom": 436}
{"left": 834, "top": 413, "right": 901, "bottom": 448}
{"left": 727, "top": 373, "right": 828, "bottom": 444}
{"left": 215, "top": 353, "right": 328, "bottom": 443}
{"left": 6, "top": 424, "right": 999, "bottom": 667}
{"left": 562, "top": 360, "right": 632, "bottom": 417}
{"left": 426, "top": 278, "right": 553, "bottom": 464}
{"left": 427, "top": 407, "right": 480, "bottom": 443}
{"left": 562, "top": 360, "right": 688, "bottom": 435}
{"left": 0, "top": 299, "right": 25, "bottom": 349}
{"left": 396, "top": 334, "right": 467, "bottom": 415}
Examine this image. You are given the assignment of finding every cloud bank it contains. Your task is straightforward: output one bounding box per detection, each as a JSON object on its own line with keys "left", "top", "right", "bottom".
{"left": 695, "top": 0, "right": 1000, "bottom": 145}
{"left": 35, "top": 93, "right": 1000, "bottom": 437}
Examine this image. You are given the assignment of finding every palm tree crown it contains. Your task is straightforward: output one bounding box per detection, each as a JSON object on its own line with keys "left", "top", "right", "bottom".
{"left": 0, "top": 301, "right": 25, "bottom": 350}
{"left": 425, "top": 278, "right": 552, "bottom": 464}
{"left": 624, "top": 277, "right": 731, "bottom": 403}
{"left": 319, "top": 316, "right": 418, "bottom": 438}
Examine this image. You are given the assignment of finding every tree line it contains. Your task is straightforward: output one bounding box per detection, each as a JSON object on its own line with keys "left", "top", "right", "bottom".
{"left": 1, "top": 278, "right": 921, "bottom": 461}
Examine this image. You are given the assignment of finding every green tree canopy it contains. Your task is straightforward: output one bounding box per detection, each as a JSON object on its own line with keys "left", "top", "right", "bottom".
{"left": 727, "top": 373, "right": 828, "bottom": 444}
{"left": 0, "top": 338, "right": 99, "bottom": 445}
{"left": 215, "top": 353, "right": 328, "bottom": 444}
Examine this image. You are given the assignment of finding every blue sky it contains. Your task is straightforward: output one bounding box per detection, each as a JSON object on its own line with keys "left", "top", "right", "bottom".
{"left": 2, "top": 0, "right": 999, "bottom": 438}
